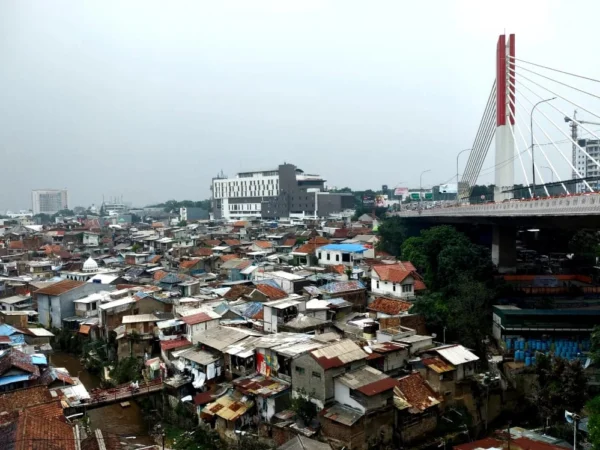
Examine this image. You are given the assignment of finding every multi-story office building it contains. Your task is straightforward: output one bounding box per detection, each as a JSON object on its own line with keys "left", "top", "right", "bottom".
{"left": 31, "top": 189, "right": 68, "bottom": 215}
{"left": 211, "top": 163, "right": 353, "bottom": 220}
{"left": 576, "top": 139, "right": 600, "bottom": 192}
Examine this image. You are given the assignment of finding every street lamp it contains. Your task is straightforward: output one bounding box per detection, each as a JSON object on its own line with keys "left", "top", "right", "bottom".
{"left": 456, "top": 148, "right": 472, "bottom": 204}
{"left": 420, "top": 169, "right": 431, "bottom": 209}
{"left": 531, "top": 97, "right": 556, "bottom": 197}
{"left": 541, "top": 166, "right": 553, "bottom": 183}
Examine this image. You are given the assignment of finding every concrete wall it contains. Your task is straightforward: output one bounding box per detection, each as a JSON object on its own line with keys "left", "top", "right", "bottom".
{"left": 186, "top": 319, "right": 219, "bottom": 344}
{"left": 334, "top": 379, "right": 366, "bottom": 413}
{"left": 370, "top": 275, "right": 415, "bottom": 299}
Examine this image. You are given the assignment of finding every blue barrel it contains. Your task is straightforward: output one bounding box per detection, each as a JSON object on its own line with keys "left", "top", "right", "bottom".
{"left": 532, "top": 356, "right": 536, "bottom": 365}
{"left": 525, "top": 357, "right": 532, "bottom": 366}
{"left": 506, "top": 339, "right": 512, "bottom": 350}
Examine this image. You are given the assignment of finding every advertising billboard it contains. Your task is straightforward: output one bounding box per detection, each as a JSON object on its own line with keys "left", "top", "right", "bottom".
{"left": 394, "top": 187, "right": 409, "bottom": 197}
{"left": 362, "top": 195, "right": 375, "bottom": 206}
{"left": 375, "top": 194, "right": 388, "bottom": 208}
{"left": 439, "top": 183, "right": 458, "bottom": 194}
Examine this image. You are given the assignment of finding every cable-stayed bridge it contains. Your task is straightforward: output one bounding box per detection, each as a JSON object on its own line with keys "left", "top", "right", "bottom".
{"left": 396, "top": 33, "right": 600, "bottom": 272}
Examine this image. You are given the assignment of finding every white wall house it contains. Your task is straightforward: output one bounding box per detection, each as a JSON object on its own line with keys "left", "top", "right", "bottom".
{"left": 180, "top": 311, "right": 220, "bottom": 344}
{"left": 263, "top": 297, "right": 306, "bottom": 333}
{"left": 316, "top": 244, "right": 367, "bottom": 267}
{"left": 370, "top": 263, "right": 421, "bottom": 299}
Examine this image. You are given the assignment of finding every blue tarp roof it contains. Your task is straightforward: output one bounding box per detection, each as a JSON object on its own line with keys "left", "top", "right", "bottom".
{"left": 319, "top": 244, "right": 367, "bottom": 253}
{"left": 0, "top": 374, "right": 31, "bottom": 386}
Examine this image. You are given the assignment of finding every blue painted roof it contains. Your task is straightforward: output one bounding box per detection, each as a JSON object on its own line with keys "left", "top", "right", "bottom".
{"left": 213, "top": 302, "right": 230, "bottom": 315}
{"left": 0, "top": 374, "right": 31, "bottom": 386}
{"left": 320, "top": 280, "right": 366, "bottom": 294}
{"left": 0, "top": 324, "right": 18, "bottom": 336}
{"left": 319, "top": 244, "right": 367, "bottom": 253}
{"left": 31, "top": 354, "right": 47, "bottom": 365}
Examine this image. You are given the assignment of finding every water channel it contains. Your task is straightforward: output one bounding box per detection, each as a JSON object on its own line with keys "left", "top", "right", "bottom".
{"left": 50, "top": 351, "right": 155, "bottom": 446}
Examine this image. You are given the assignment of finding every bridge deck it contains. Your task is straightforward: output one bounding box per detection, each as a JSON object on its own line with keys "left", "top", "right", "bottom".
{"left": 396, "top": 194, "right": 600, "bottom": 218}
{"left": 81, "top": 379, "right": 163, "bottom": 410}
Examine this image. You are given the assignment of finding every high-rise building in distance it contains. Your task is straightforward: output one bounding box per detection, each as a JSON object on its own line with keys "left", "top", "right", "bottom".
{"left": 31, "top": 189, "right": 68, "bottom": 215}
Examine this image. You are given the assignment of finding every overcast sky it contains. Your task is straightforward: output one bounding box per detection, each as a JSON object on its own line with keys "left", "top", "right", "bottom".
{"left": 1, "top": 0, "right": 598, "bottom": 210}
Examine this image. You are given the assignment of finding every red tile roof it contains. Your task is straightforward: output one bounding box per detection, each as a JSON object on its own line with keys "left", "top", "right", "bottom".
{"left": 204, "top": 240, "right": 222, "bottom": 247}
{"left": 224, "top": 239, "right": 241, "bottom": 246}
{"left": 254, "top": 241, "right": 273, "bottom": 249}
{"left": 395, "top": 372, "right": 441, "bottom": 412}
{"left": 255, "top": 284, "right": 287, "bottom": 300}
{"left": 0, "top": 386, "right": 54, "bottom": 414}
{"left": 179, "top": 259, "right": 201, "bottom": 269}
{"left": 149, "top": 255, "right": 162, "bottom": 264}
{"left": 224, "top": 284, "right": 253, "bottom": 300}
{"left": 41, "top": 244, "right": 63, "bottom": 255}
{"left": 12, "top": 412, "right": 76, "bottom": 450}
{"left": 414, "top": 279, "right": 427, "bottom": 291}
{"left": 153, "top": 270, "right": 169, "bottom": 281}
{"left": 373, "top": 264, "right": 415, "bottom": 283}
{"left": 181, "top": 312, "right": 214, "bottom": 325}
{"left": 160, "top": 339, "right": 192, "bottom": 351}
{"left": 294, "top": 237, "right": 330, "bottom": 254}
{"left": 220, "top": 254, "right": 238, "bottom": 262}
{"left": 368, "top": 297, "right": 412, "bottom": 315}
{"left": 282, "top": 238, "right": 297, "bottom": 247}
{"left": 329, "top": 265, "right": 345, "bottom": 275}
{"left": 34, "top": 279, "right": 85, "bottom": 297}
{"left": 8, "top": 241, "right": 24, "bottom": 250}
{"left": 232, "top": 221, "right": 248, "bottom": 228}
{"left": 194, "top": 247, "right": 213, "bottom": 257}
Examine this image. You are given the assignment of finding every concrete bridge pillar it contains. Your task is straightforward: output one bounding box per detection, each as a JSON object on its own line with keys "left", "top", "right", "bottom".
{"left": 492, "top": 225, "right": 516, "bottom": 274}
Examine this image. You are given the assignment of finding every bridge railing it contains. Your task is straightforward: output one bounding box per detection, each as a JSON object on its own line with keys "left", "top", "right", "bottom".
{"left": 396, "top": 194, "right": 600, "bottom": 217}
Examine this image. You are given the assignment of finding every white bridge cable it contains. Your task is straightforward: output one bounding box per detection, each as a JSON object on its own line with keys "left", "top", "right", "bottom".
{"left": 512, "top": 77, "right": 600, "bottom": 173}
{"left": 508, "top": 93, "right": 567, "bottom": 194}
{"left": 508, "top": 66, "right": 600, "bottom": 122}
{"left": 461, "top": 82, "right": 497, "bottom": 190}
{"left": 460, "top": 80, "right": 497, "bottom": 187}
{"left": 510, "top": 63, "right": 600, "bottom": 103}
{"left": 461, "top": 101, "right": 496, "bottom": 192}
{"left": 509, "top": 80, "right": 594, "bottom": 192}
{"left": 462, "top": 108, "right": 496, "bottom": 191}
{"left": 507, "top": 55, "right": 600, "bottom": 85}
{"left": 506, "top": 88, "right": 563, "bottom": 195}
{"left": 504, "top": 110, "right": 534, "bottom": 197}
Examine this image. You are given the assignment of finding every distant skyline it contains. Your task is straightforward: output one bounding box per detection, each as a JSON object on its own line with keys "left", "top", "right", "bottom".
{"left": 2, "top": 0, "right": 598, "bottom": 210}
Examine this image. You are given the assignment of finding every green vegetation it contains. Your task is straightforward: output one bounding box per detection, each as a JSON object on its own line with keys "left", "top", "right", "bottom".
{"left": 587, "top": 396, "right": 600, "bottom": 450}
{"left": 290, "top": 388, "right": 318, "bottom": 425}
{"left": 532, "top": 354, "right": 587, "bottom": 425}
{"left": 50, "top": 327, "right": 85, "bottom": 355}
{"left": 149, "top": 199, "right": 211, "bottom": 213}
{"left": 178, "top": 220, "right": 188, "bottom": 227}
{"left": 109, "top": 356, "right": 144, "bottom": 384}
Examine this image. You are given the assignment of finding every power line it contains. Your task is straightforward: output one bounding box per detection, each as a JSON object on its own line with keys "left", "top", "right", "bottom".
{"left": 507, "top": 55, "right": 600, "bottom": 84}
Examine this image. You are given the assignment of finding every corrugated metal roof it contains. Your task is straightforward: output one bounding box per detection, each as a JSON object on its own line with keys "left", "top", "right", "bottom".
{"left": 320, "top": 280, "right": 365, "bottom": 294}
{"left": 310, "top": 339, "right": 366, "bottom": 369}
{"left": 321, "top": 403, "right": 364, "bottom": 426}
{"left": 122, "top": 314, "right": 159, "bottom": 323}
{"left": 434, "top": 345, "right": 479, "bottom": 365}
{"left": 34, "top": 279, "right": 85, "bottom": 296}
{"left": 337, "top": 366, "right": 396, "bottom": 396}
{"left": 421, "top": 357, "right": 455, "bottom": 373}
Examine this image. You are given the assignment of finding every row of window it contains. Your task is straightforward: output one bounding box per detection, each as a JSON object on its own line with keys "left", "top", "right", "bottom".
{"left": 376, "top": 280, "right": 413, "bottom": 292}
{"left": 294, "top": 366, "right": 321, "bottom": 378}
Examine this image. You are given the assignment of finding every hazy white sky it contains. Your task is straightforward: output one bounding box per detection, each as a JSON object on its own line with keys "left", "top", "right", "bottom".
{"left": 1, "top": 0, "right": 598, "bottom": 210}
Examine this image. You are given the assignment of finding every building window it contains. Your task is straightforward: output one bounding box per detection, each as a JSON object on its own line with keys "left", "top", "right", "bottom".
{"left": 402, "top": 284, "right": 412, "bottom": 293}
{"left": 327, "top": 253, "right": 330, "bottom": 261}
{"left": 318, "top": 252, "right": 322, "bottom": 259}
{"left": 376, "top": 280, "right": 380, "bottom": 289}
{"left": 312, "top": 371, "right": 321, "bottom": 379}
{"left": 335, "top": 254, "right": 340, "bottom": 262}
{"left": 295, "top": 366, "right": 305, "bottom": 374}
{"left": 393, "top": 284, "right": 396, "bottom": 292}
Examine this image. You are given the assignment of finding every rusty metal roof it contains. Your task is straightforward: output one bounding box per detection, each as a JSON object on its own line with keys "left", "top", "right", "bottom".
{"left": 310, "top": 339, "right": 366, "bottom": 370}
{"left": 34, "top": 279, "right": 85, "bottom": 296}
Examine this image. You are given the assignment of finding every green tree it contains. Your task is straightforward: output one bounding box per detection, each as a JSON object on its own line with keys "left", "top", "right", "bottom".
{"left": 178, "top": 220, "right": 188, "bottom": 227}
{"left": 377, "top": 217, "right": 407, "bottom": 256}
{"left": 532, "top": 354, "right": 587, "bottom": 425}
{"left": 291, "top": 389, "right": 317, "bottom": 425}
{"left": 591, "top": 325, "right": 600, "bottom": 364}
{"left": 400, "top": 225, "right": 493, "bottom": 292}
{"left": 34, "top": 213, "right": 52, "bottom": 225}
{"left": 109, "top": 356, "right": 143, "bottom": 384}
{"left": 587, "top": 396, "right": 600, "bottom": 450}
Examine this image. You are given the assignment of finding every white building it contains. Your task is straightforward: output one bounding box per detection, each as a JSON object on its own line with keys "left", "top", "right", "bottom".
{"left": 576, "top": 139, "right": 600, "bottom": 193}
{"left": 32, "top": 189, "right": 68, "bottom": 215}
{"left": 370, "top": 262, "right": 422, "bottom": 299}
{"left": 316, "top": 244, "right": 367, "bottom": 267}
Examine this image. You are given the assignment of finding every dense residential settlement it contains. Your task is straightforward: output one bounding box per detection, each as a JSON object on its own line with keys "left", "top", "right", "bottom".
{"left": 1, "top": 172, "right": 600, "bottom": 449}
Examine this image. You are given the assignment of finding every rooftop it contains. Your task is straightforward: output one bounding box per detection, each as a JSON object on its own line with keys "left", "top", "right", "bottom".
{"left": 34, "top": 279, "right": 85, "bottom": 296}
{"left": 233, "top": 373, "right": 290, "bottom": 397}
{"left": 368, "top": 297, "right": 412, "bottom": 315}
{"left": 310, "top": 339, "right": 366, "bottom": 370}
{"left": 433, "top": 344, "right": 479, "bottom": 365}
{"left": 319, "top": 243, "right": 367, "bottom": 253}
{"left": 337, "top": 366, "right": 397, "bottom": 396}
{"left": 394, "top": 372, "right": 441, "bottom": 413}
